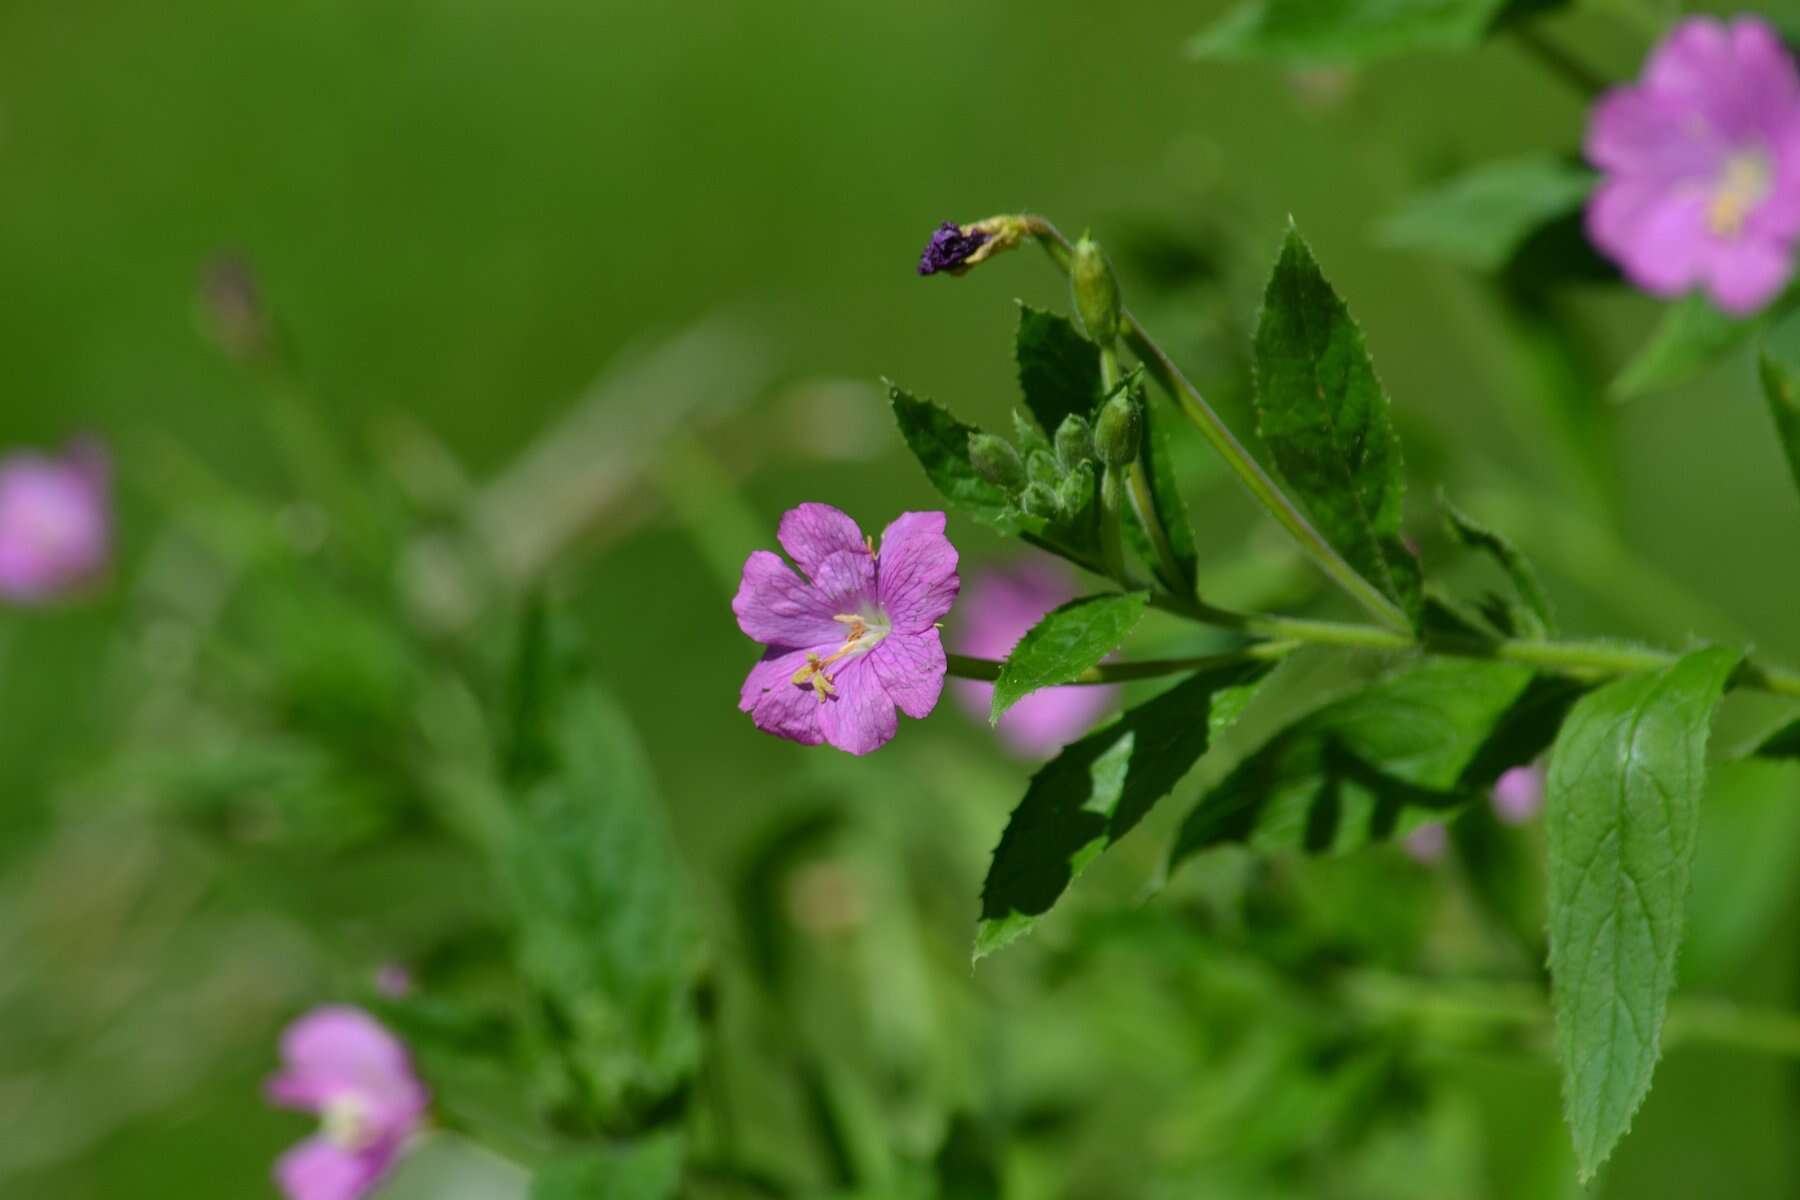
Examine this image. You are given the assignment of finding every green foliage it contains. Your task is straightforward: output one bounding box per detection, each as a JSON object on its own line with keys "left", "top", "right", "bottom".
{"left": 1169, "top": 658, "right": 1535, "bottom": 865}
{"left": 503, "top": 682, "right": 703, "bottom": 1128}
{"left": 1254, "top": 224, "right": 1423, "bottom": 625}
{"left": 1125, "top": 392, "right": 1200, "bottom": 592}
{"left": 1378, "top": 156, "right": 1594, "bottom": 272}
{"left": 1016, "top": 305, "right": 1104, "bottom": 435}
{"left": 977, "top": 663, "right": 1271, "bottom": 958}
{"left": 1440, "top": 492, "right": 1556, "bottom": 637}
{"left": 1613, "top": 295, "right": 1771, "bottom": 399}
{"left": 1758, "top": 332, "right": 1800, "bottom": 504}
{"left": 1191, "top": 0, "right": 1558, "bottom": 65}
{"left": 1685, "top": 757, "right": 1800, "bottom": 986}
{"left": 1544, "top": 645, "right": 1740, "bottom": 1180}
{"left": 889, "top": 384, "right": 1029, "bottom": 534}
{"left": 991, "top": 592, "right": 1149, "bottom": 722}
{"left": 530, "top": 1134, "right": 683, "bottom": 1200}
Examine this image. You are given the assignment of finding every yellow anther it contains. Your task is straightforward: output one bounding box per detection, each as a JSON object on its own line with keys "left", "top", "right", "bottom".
{"left": 1708, "top": 151, "right": 1772, "bottom": 238}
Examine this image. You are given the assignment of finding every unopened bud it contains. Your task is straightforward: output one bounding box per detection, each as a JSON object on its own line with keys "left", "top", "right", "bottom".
{"left": 1020, "top": 481, "right": 1060, "bottom": 518}
{"left": 917, "top": 214, "right": 1030, "bottom": 277}
{"left": 1056, "top": 463, "right": 1094, "bottom": 517}
{"left": 1070, "top": 235, "right": 1122, "bottom": 346}
{"left": 1026, "top": 450, "right": 1061, "bottom": 489}
{"left": 1095, "top": 392, "right": 1141, "bottom": 467}
{"left": 1054, "top": 414, "right": 1093, "bottom": 471}
{"left": 968, "top": 433, "right": 1024, "bottom": 489}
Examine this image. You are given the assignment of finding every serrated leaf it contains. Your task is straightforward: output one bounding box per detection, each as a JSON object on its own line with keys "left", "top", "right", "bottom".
{"left": 977, "top": 662, "right": 1273, "bottom": 958}
{"left": 1440, "top": 492, "right": 1556, "bottom": 636}
{"left": 889, "top": 384, "right": 1029, "bottom": 534}
{"left": 1758, "top": 342, "right": 1800, "bottom": 503}
{"left": 1544, "top": 645, "right": 1740, "bottom": 1180}
{"left": 1612, "top": 295, "right": 1769, "bottom": 399}
{"left": 1254, "top": 224, "right": 1423, "bottom": 625}
{"left": 1378, "top": 155, "right": 1594, "bottom": 272}
{"left": 504, "top": 685, "right": 702, "bottom": 1122}
{"left": 1169, "top": 658, "right": 1535, "bottom": 866}
{"left": 991, "top": 592, "right": 1150, "bottom": 722}
{"left": 1016, "top": 305, "right": 1103, "bottom": 435}
{"left": 1124, "top": 392, "right": 1200, "bottom": 592}
{"left": 1190, "top": 0, "right": 1559, "bottom": 65}
{"left": 531, "top": 1135, "right": 683, "bottom": 1200}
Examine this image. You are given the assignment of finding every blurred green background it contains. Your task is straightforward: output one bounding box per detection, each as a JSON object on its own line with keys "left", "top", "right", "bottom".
{"left": 5, "top": 2, "right": 1800, "bottom": 1197}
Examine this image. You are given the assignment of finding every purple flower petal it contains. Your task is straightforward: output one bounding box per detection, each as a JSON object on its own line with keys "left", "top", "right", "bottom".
{"left": 875, "top": 511, "right": 959, "bottom": 633}
{"left": 868, "top": 630, "right": 947, "bottom": 720}
{"left": 274, "top": 1137, "right": 391, "bottom": 1200}
{"left": 732, "top": 550, "right": 846, "bottom": 647}
{"left": 1707, "top": 235, "right": 1793, "bottom": 311}
{"left": 266, "top": 1006, "right": 427, "bottom": 1132}
{"left": 1492, "top": 764, "right": 1545, "bottom": 826}
{"left": 815, "top": 655, "right": 899, "bottom": 755}
{"left": 778, "top": 502, "right": 867, "bottom": 575}
{"left": 0, "top": 442, "right": 112, "bottom": 604}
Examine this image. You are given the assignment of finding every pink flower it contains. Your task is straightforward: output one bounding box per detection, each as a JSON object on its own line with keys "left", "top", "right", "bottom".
{"left": 1586, "top": 16, "right": 1800, "bottom": 314}
{"left": 735, "top": 503, "right": 958, "bottom": 755}
{"left": 1402, "top": 823, "right": 1449, "bottom": 866}
{"left": 266, "top": 1006, "right": 429, "bottom": 1200}
{"left": 0, "top": 440, "right": 110, "bottom": 603}
{"left": 951, "top": 562, "right": 1118, "bottom": 757}
{"left": 1491, "top": 763, "right": 1545, "bottom": 826}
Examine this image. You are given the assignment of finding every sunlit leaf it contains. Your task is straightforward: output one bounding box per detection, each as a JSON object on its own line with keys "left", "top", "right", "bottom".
{"left": 991, "top": 592, "right": 1149, "bottom": 722}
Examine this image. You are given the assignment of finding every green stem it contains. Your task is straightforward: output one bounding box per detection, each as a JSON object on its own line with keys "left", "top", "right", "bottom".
{"left": 1098, "top": 463, "right": 1129, "bottom": 583}
{"left": 946, "top": 644, "right": 1296, "bottom": 686}
{"left": 1102, "top": 345, "right": 1191, "bottom": 594}
{"left": 1020, "top": 215, "right": 1413, "bottom": 635}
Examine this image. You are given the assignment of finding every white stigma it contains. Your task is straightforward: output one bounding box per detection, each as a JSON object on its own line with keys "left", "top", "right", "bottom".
{"left": 320, "top": 1094, "right": 377, "bottom": 1149}
{"left": 1708, "top": 150, "right": 1773, "bottom": 238}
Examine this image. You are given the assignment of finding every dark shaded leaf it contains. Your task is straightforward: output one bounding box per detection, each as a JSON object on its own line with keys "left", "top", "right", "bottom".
{"left": 1754, "top": 718, "right": 1800, "bottom": 758}
{"left": 1440, "top": 492, "right": 1556, "bottom": 636}
{"left": 976, "top": 662, "right": 1272, "bottom": 958}
{"left": 1544, "top": 645, "right": 1740, "bottom": 1180}
{"left": 1124, "top": 391, "right": 1200, "bottom": 592}
{"left": 1016, "top": 305, "right": 1103, "bottom": 435}
{"left": 1169, "top": 658, "right": 1534, "bottom": 865}
{"left": 992, "top": 592, "right": 1150, "bottom": 722}
{"left": 1378, "top": 155, "right": 1594, "bottom": 272}
{"left": 1253, "top": 225, "right": 1423, "bottom": 624}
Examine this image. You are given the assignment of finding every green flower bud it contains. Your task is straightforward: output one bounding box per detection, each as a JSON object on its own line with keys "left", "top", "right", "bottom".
{"left": 1095, "top": 391, "right": 1141, "bottom": 467}
{"left": 968, "top": 432, "right": 1024, "bottom": 489}
{"left": 1020, "top": 481, "right": 1060, "bottom": 518}
{"left": 1054, "top": 414, "right": 1093, "bottom": 472}
{"left": 1056, "top": 463, "right": 1094, "bottom": 517}
{"left": 1026, "top": 449, "right": 1061, "bottom": 489}
{"left": 1070, "top": 234, "right": 1122, "bottom": 347}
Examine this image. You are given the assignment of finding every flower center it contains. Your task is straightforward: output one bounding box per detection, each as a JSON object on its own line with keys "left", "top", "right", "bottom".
{"left": 790, "top": 611, "right": 890, "bottom": 702}
{"left": 320, "top": 1094, "right": 378, "bottom": 1150}
{"left": 1708, "top": 150, "right": 1773, "bottom": 238}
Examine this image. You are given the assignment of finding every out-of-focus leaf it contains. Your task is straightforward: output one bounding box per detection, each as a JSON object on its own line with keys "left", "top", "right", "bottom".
{"left": 504, "top": 684, "right": 702, "bottom": 1123}
{"left": 1254, "top": 224, "right": 1422, "bottom": 625}
{"left": 1124, "top": 392, "right": 1200, "bottom": 592}
{"left": 889, "top": 384, "right": 1029, "bottom": 534}
{"left": 991, "top": 592, "right": 1149, "bottom": 722}
{"left": 1190, "top": 0, "right": 1561, "bottom": 65}
{"left": 1169, "top": 658, "right": 1535, "bottom": 865}
{"left": 1613, "top": 295, "right": 1770, "bottom": 399}
{"left": 530, "top": 1134, "right": 683, "bottom": 1200}
{"left": 1754, "top": 718, "right": 1800, "bottom": 758}
{"left": 1544, "top": 645, "right": 1739, "bottom": 1180}
{"left": 1440, "top": 492, "right": 1556, "bottom": 636}
{"left": 1684, "top": 757, "right": 1800, "bottom": 986}
{"left": 977, "top": 662, "right": 1272, "bottom": 958}
{"left": 376, "top": 1134, "right": 531, "bottom": 1200}
{"left": 1378, "top": 155, "right": 1594, "bottom": 272}
{"left": 1757, "top": 326, "right": 1800, "bottom": 502}
{"left": 1016, "top": 305, "right": 1102, "bottom": 434}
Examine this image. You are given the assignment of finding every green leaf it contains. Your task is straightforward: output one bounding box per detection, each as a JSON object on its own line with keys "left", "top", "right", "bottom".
{"left": 504, "top": 684, "right": 702, "bottom": 1122}
{"left": 1754, "top": 718, "right": 1800, "bottom": 758}
{"left": 889, "top": 383, "right": 1029, "bottom": 534}
{"left": 1254, "top": 224, "right": 1423, "bottom": 625}
{"left": 1190, "top": 0, "right": 1557, "bottom": 65}
{"left": 1016, "top": 305, "right": 1103, "bottom": 435}
{"left": 1439, "top": 492, "right": 1556, "bottom": 636}
{"left": 1169, "top": 658, "right": 1535, "bottom": 865}
{"left": 1612, "top": 295, "right": 1769, "bottom": 399}
{"left": 976, "top": 662, "right": 1272, "bottom": 958}
{"left": 531, "top": 1135, "right": 683, "bottom": 1200}
{"left": 1378, "top": 155, "right": 1594, "bottom": 272}
{"left": 991, "top": 592, "right": 1150, "bottom": 723}
{"left": 378, "top": 1134, "right": 532, "bottom": 1200}
{"left": 1758, "top": 340, "right": 1800, "bottom": 503}
{"left": 1544, "top": 645, "right": 1741, "bottom": 1180}
{"left": 1124, "top": 392, "right": 1200, "bottom": 592}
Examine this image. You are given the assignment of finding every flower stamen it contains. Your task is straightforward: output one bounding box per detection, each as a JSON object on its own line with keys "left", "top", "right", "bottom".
{"left": 791, "top": 614, "right": 890, "bottom": 703}
{"left": 1708, "top": 150, "right": 1772, "bottom": 238}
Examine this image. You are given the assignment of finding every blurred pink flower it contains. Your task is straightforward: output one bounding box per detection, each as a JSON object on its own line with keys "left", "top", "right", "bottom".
{"left": 0, "top": 440, "right": 110, "bottom": 603}
{"left": 951, "top": 562, "right": 1118, "bottom": 757}
{"left": 1402, "top": 822, "right": 1449, "bottom": 866}
{"left": 266, "top": 1006, "right": 429, "bottom": 1200}
{"left": 1586, "top": 16, "right": 1800, "bottom": 313}
{"left": 372, "top": 963, "right": 414, "bottom": 999}
{"left": 1491, "top": 763, "right": 1545, "bottom": 826}
{"left": 735, "top": 503, "right": 958, "bottom": 755}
